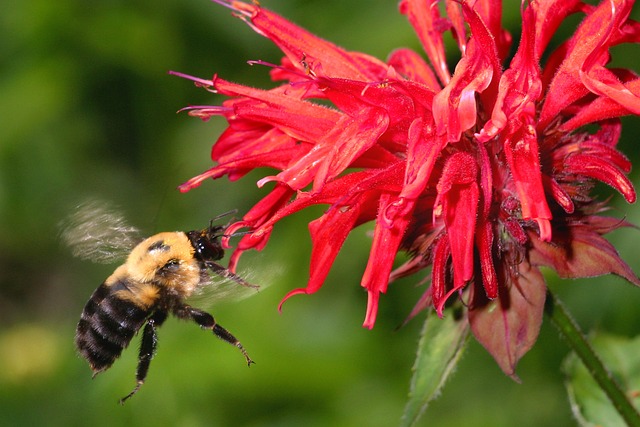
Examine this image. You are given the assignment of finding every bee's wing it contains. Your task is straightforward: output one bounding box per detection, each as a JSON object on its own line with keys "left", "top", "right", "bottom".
{"left": 204, "top": 260, "right": 259, "bottom": 290}
{"left": 60, "top": 200, "right": 140, "bottom": 264}
{"left": 188, "top": 262, "right": 264, "bottom": 307}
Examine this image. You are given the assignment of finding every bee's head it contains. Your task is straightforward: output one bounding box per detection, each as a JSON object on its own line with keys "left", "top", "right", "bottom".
{"left": 186, "top": 223, "right": 226, "bottom": 262}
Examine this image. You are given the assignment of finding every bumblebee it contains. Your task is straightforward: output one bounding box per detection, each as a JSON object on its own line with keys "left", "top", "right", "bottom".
{"left": 68, "top": 204, "right": 257, "bottom": 404}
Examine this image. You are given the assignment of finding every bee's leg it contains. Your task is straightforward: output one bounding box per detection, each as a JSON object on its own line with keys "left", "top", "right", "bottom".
{"left": 204, "top": 260, "right": 259, "bottom": 290}
{"left": 176, "top": 305, "right": 254, "bottom": 366}
{"left": 119, "top": 311, "right": 167, "bottom": 404}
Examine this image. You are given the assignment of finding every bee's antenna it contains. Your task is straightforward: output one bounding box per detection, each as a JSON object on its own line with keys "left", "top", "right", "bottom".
{"left": 223, "top": 230, "right": 253, "bottom": 239}
{"left": 211, "top": 209, "right": 239, "bottom": 223}
{"left": 207, "top": 209, "right": 240, "bottom": 235}
{"left": 196, "top": 210, "right": 245, "bottom": 242}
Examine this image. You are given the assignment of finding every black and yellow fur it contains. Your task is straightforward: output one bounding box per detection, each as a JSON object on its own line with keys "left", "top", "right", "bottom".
{"left": 75, "top": 225, "right": 254, "bottom": 404}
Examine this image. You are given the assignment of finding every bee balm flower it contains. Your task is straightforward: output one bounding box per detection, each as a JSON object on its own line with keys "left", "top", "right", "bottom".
{"left": 175, "top": 0, "right": 640, "bottom": 374}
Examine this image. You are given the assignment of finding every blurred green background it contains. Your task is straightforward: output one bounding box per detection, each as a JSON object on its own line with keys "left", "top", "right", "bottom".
{"left": 1, "top": 1, "right": 639, "bottom": 426}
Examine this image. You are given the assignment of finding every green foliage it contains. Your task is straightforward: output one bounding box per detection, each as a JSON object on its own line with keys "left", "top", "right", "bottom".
{"left": 401, "top": 306, "right": 469, "bottom": 427}
{"left": 564, "top": 333, "right": 640, "bottom": 426}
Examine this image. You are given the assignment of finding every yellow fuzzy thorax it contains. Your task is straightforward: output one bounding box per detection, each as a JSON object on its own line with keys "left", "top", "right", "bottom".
{"left": 105, "top": 232, "right": 203, "bottom": 308}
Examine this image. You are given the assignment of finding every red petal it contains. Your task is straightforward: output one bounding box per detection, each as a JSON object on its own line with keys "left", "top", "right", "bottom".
{"left": 311, "top": 109, "right": 389, "bottom": 192}
{"left": 256, "top": 162, "right": 405, "bottom": 235}
{"left": 476, "top": 218, "right": 498, "bottom": 300}
{"left": 399, "top": 0, "right": 451, "bottom": 86}
{"left": 213, "top": 124, "right": 299, "bottom": 165}
{"left": 225, "top": 184, "right": 294, "bottom": 270}
{"left": 214, "top": 78, "right": 341, "bottom": 142}
{"left": 543, "top": 175, "right": 575, "bottom": 214}
{"left": 476, "top": 3, "right": 541, "bottom": 143}
{"left": 539, "top": 0, "right": 639, "bottom": 129}
{"left": 278, "top": 199, "right": 364, "bottom": 312}
{"left": 361, "top": 195, "right": 413, "bottom": 329}
{"left": 533, "top": 0, "right": 582, "bottom": 59}
{"left": 433, "top": 3, "right": 500, "bottom": 142}
{"left": 399, "top": 118, "right": 444, "bottom": 201}
{"left": 258, "top": 104, "right": 390, "bottom": 191}
{"left": 266, "top": 166, "right": 405, "bottom": 314}
{"left": 235, "top": 2, "right": 387, "bottom": 80}
{"left": 561, "top": 78, "right": 640, "bottom": 130}
{"left": 578, "top": 2, "right": 640, "bottom": 115}
{"left": 431, "top": 236, "right": 451, "bottom": 318}
{"left": 564, "top": 153, "right": 636, "bottom": 203}
{"left": 387, "top": 48, "right": 440, "bottom": 91}
{"left": 472, "top": 0, "right": 512, "bottom": 61}
{"left": 435, "top": 152, "right": 479, "bottom": 293}
{"left": 503, "top": 127, "right": 552, "bottom": 240}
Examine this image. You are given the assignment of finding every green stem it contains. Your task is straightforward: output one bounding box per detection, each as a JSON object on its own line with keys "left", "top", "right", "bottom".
{"left": 545, "top": 289, "right": 640, "bottom": 426}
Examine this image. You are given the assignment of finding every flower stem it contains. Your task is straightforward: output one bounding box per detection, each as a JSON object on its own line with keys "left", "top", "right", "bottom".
{"left": 544, "top": 289, "right": 640, "bottom": 426}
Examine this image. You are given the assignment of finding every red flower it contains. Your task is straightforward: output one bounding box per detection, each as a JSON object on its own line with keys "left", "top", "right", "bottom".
{"left": 174, "top": 0, "right": 640, "bottom": 374}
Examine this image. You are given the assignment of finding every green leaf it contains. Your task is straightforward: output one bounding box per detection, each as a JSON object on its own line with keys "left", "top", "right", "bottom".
{"left": 564, "top": 332, "right": 640, "bottom": 427}
{"left": 400, "top": 306, "right": 470, "bottom": 427}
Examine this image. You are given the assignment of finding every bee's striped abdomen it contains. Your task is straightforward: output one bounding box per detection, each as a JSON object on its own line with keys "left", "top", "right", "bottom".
{"left": 75, "top": 279, "right": 148, "bottom": 373}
